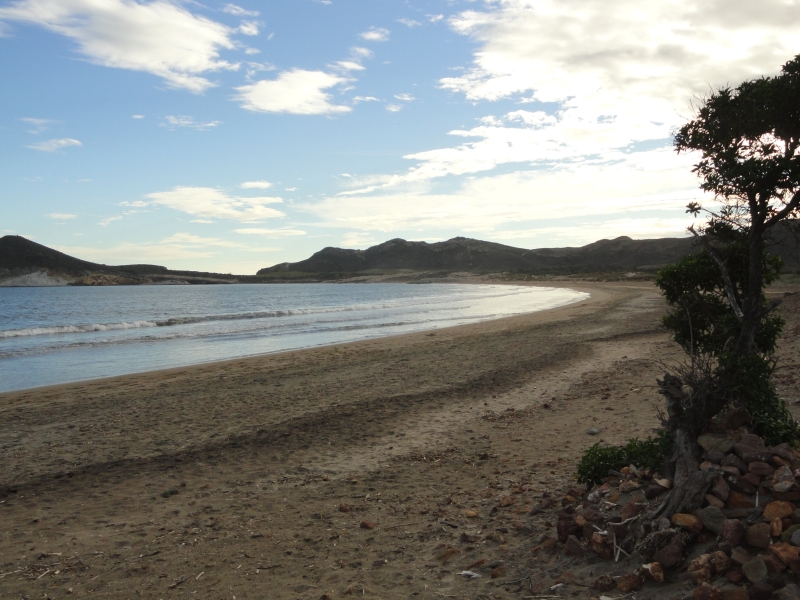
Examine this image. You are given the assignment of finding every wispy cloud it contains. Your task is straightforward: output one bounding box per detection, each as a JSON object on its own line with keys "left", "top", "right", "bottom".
{"left": 397, "top": 18, "right": 420, "bottom": 27}
{"left": 240, "top": 180, "right": 272, "bottom": 189}
{"left": 238, "top": 20, "right": 259, "bottom": 36}
{"left": 236, "top": 69, "right": 350, "bottom": 115}
{"left": 385, "top": 104, "right": 402, "bottom": 113}
{"left": 131, "top": 114, "right": 144, "bottom": 119}
{"left": 99, "top": 215, "right": 123, "bottom": 227}
{"left": 28, "top": 138, "right": 82, "bottom": 152}
{"left": 234, "top": 228, "right": 306, "bottom": 236}
{"left": 221, "top": 4, "right": 259, "bottom": 17}
{"left": 161, "top": 115, "right": 221, "bottom": 130}
{"left": 359, "top": 27, "right": 389, "bottom": 42}
{"left": 145, "top": 186, "right": 285, "bottom": 221}
{"left": 393, "top": 93, "right": 414, "bottom": 102}
{"left": 0, "top": 0, "right": 240, "bottom": 93}
{"left": 20, "top": 117, "right": 52, "bottom": 134}
{"left": 46, "top": 212, "right": 76, "bottom": 220}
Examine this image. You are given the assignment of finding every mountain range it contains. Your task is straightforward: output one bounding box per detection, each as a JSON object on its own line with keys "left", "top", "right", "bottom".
{"left": 1, "top": 227, "right": 798, "bottom": 286}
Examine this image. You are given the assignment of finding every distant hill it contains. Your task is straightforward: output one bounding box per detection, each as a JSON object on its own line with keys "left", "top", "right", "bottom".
{"left": 259, "top": 235, "right": 700, "bottom": 275}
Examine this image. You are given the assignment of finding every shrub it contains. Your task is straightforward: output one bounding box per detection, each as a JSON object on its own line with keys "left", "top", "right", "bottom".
{"left": 576, "top": 432, "right": 673, "bottom": 487}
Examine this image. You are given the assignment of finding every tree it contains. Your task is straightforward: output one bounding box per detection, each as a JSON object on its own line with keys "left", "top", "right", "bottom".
{"left": 639, "top": 55, "right": 800, "bottom": 530}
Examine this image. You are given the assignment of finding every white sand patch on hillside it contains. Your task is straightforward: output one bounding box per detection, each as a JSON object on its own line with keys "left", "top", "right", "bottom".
{"left": 0, "top": 271, "right": 71, "bottom": 287}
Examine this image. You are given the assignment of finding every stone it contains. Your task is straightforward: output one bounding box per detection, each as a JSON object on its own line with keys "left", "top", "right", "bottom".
{"left": 586, "top": 428, "right": 601, "bottom": 435}
{"left": 764, "top": 553, "right": 787, "bottom": 573}
{"left": 746, "top": 523, "right": 773, "bottom": 549}
{"left": 775, "top": 481, "right": 797, "bottom": 493}
{"left": 557, "top": 516, "right": 581, "bottom": 542}
{"left": 725, "top": 568, "right": 744, "bottom": 583}
{"left": 729, "top": 475, "right": 758, "bottom": 494}
{"left": 621, "top": 501, "right": 644, "bottom": 520}
{"left": 748, "top": 582, "right": 775, "bottom": 600}
{"left": 689, "top": 554, "right": 714, "bottom": 583}
{"left": 694, "top": 582, "right": 721, "bottom": 600}
{"left": 749, "top": 462, "right": 775, "bottom": 478}
{"left": 726, "top": 491, "right": 756, "bottom": 509}
{"left": 792, "top": 528, "right": 800, "bottom": 547}
{"left": 702, "top": 461, "right": 719, "bottom": 470}
{"left": 698, "top": 506, "right": 727, "bottom": 534}
{"left": 742, "top": 555, "right": 768, "bottom": 583}
{"left": 359, "top": 520, "right": 377, "bottom": 530}
{"left": 741, "top": 434, "right": 766, "bottom": 449}
{"left": 642, "top": 562, "right": 664, "bottom": 583}
{"left": 773, "top": 518, "right": 785, "bottom": 537}
{"left": 777, "top": 586, "right": 800, "bottom": 600}
{"left": 723, "top": 453, "right": 749, "bottom": 472}
{"left": 646, "top": 485, "right": 667, "bottom": 499}
{"left": 654, "top": 478, "right": 672, "bottom": 489}
{"left": 653, "top": 534, "right": 685, "bottom": 568}
{"left": 707, "top": 494, "right": 726, "bottom": 509}
{"left": 339, "top": 503, "right": 351, "bottom": 512}
{"left": 712, "top": 475, "right": 732, "bottom": 501}
{"left": 741, "top": 472, "right": 762, "bottom": 489}
{"left": 616, "top": 572, "right": 644, "bottom": 593}
{"left": 593, "top": 575, "right": 615, "bottom": 591}
{"left": 793, "top": 509, "right": 800, "bottom": 524}
{"left": 711, "top": 550, "right": 732, "bottom": 574}
{"left": 673, "top": 513, "right": 705, "bottom": 533}
{"left": 618, "top": 480, "right": 640, "bottom": 493}
{"left": 722, "top": 519, "right": 747, "bottom": 545}
{"left": 723, "top": 406, "right": 752, "bottom": 429}
{"left": 721, "top": 589, "right": 749, "bottom": 600}
{"left": 772, "top": 444, "right": 798, "bottom": 462}
{"left": 765, "top": 501, "right": 795, "bottom": 521}
{"left": 706, "top": 450, "right": 728, "bottom": 464}
{"left": 726, "top": 508, "right": 752, "bottom": 519}
{"left": 782, "top": 525, "right": 800, "bottom": 543}
{"left": 699, "top": 434, "right": 738, "bottom": 453}
{"left": 731, "top": 546, "right": 751, "bottom": 565}
{"left": 564, "top": 535, "right": 584, "bottom": 556}
{"left": 774, "top": 466, "right": 795, "bottom": 484}
{"left": 722, "top": 466, "right": 742, "bottom": 477}
{"left": 773, "top": 456, "right": 793, "bottom": 469}
{"left": 787, "top": 556, "right": 800, "bottom": 574}
{"left": 591, "top": 532, "right": 613, "bottom": 560}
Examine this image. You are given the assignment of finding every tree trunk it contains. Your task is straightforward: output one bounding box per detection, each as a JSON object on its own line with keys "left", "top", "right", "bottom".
{"left": 736, "top": 210, "right": 767, "bottom": 356}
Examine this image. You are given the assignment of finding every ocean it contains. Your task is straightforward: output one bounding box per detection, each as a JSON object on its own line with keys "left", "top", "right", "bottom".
{"left": 0, "top": 283, "right": 588, "bottom": 392}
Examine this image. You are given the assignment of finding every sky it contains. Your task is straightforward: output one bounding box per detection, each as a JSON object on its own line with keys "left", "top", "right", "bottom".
{"left": 1, "top": 0, "right": 799, "bottom": 274}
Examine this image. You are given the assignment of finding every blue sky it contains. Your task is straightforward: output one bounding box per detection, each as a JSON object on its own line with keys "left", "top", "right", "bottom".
{"left": 1, "top": 0, "right": 799, "bottom": 274}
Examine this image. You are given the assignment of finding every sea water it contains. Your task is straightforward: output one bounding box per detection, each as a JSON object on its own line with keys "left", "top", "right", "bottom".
{"left": 0, "top": 283, "right": 587, "bottom": 392}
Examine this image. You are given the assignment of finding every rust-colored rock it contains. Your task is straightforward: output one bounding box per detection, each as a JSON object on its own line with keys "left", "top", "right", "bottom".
{"left": 710, "top": 550, "right": 731, "bottom": 575}
{"left": 465, "top": 509, "right": 478, "bottom": 518}
{"left": 726, "top": 491, "right": 755, "bottom": 509}
{"left": 765, "top": 501, "right": 795, "bottom": 521}
{"left": 689, "top": 554, "right": 713, "bottom": 583}
{"left": 721, "top": 588, "right": 749, "bottom": 600}
{"left": 764, "top": 552, "right": 787, "bottom": 573}
{"left": 773, "top": 517, "right": 785, "bottom": 537}
{"left": 706, "top": 494, "right": 725, "bottom": 509}
{"left": 591, "top": 531, "right": 613, "bottom": 560}
{"left": 359, "top": 520, "right": 377, "bottom": 530}
{"left": 750, "top": 462, "right": 776, "bottom": 477}
{"left": 722, "top": 519, "right": 747, "bottom": 545}
{"left": 618, "top": 480, "right": 640, "bottom": 494}
{"left": 653, "top": 534, "right": 685, "bottom": 568}
{"left": 642, "top": 562, "right": 664, "bottom": 583}
{"left": 694, "top": 582, "right": 721, "bottom": 600}
{"left": 746, "top": 523, "right": 773, "bottom": 549}
{"left": 616, "top": 572, "right": 644, "bottom": 593}
{"left": 725, "top": 568, "right": 744, "bottom": 583}
{"left": 621, "top": 500, "right": 644, "bottom": 520}
{"left": 672, "top": 513, "right": 704, "bottom": 533}
{"left": 593, "top": 574, "right": 615, "bottom": 591}
{"left": 490, "top": 566, "right": 507, "bottom": 579}
{"left": 771, "top": 542, "right": 800, "bottom": 564}
{"left": 339, "top": 503, "right": 351, "bottom": 512}
{"left": 711, "top": 475, "right": 731, "bottom": 501}
{"left": 564, "top": 535, "right": 584, "bottom": 557}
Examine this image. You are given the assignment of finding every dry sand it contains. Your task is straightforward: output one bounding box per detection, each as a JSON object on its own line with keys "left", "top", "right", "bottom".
{"left": 1, "top": 281, "right": 798, "bottom": 599}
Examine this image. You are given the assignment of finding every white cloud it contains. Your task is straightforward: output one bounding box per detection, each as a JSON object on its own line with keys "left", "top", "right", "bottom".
{"left": 350, "top": 47, "right": 372, "bottom": 59}
{"left": 353, "top": 96, "right": 379, "bottom": 103}
{"left": 222, "top": 4, "right": 258, "bottom": 17}
{"left": 427, "top": 14, "right": 444, "bottom": 23}
{"left": 146, "top": 186, "right": 284, "bottom": 221}
{"left": 161, "top": 232, "right": 242, "bottom": 247}
{"left": 359, "top": 27, "right": 389, "bottom": 42}
{"left": 333, "top": 60, "right": 365, "bottom": 71}
{"left": 393, "top": 93, "right": 414, "bottom": 102}
{"left": 397, "top": 18, "right": 420, "bottom": 27}
{"left": 235, "top": 69, "right": 350, "bottom": 115}
{"left": 99, "top": 215, "right": 123, "bottom": 227}
{"left": 385, "top": 104, "right": 402, "bottom": 113}
{"left": 27, "top": 138, "right": 81, "bottom": 152}
{"left": 491, "top": 218, "right": 694, "bottom": 246}
{"left": 234, "top": 228, "right": 306, "bottom": 236}
{"left": 120, "top": 200, "right": 149, "bottom": 208}
{"left": 20, "top": 117, "right": 52, "bottom": 133}
{"left": 341, "top": 232, "right": 377, "bottom": 248}
{"left": 46, "top": 212, "right": 76, "bottom": 219}
{"left": 161, "top": 115, "right": 221, "bottom": 129}
{"left": 240, "top": 180, "right": 272, "bottom": 189}
{"left": 238, "top": 20, "right": 258, "bottom": 36}
{"left": 307, "top": 149, "right": 702, "bottom": 234}
{"left": 131, "top": 114, "right": 144, "bottom": 119}
{"left": 244, "top": 47, "right": 260, "bottom": 55}
{"left": 0, "top": 0, "right": 240, "bottom": 93}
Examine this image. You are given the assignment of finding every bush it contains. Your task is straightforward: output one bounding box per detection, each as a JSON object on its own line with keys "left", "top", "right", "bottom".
{"left": 576, "top": 432, "right": 673, "bottom": 486}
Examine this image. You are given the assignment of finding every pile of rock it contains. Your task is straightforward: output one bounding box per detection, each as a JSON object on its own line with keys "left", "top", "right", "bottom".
{"left": 555, "top": 411, "right": 800, "bottom": 599}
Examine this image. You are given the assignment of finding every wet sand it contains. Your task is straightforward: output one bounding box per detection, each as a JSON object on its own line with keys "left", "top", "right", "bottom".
{"left": 1, "top": 281, "right": 798, "bottom": 599}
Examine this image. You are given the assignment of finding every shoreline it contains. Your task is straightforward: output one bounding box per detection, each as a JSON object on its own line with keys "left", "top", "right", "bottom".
{"left": 3, "top": 281, "right": 796, "bottom": 598}
{"left": 0, "top": 280, "right": 593, "bottom": 395}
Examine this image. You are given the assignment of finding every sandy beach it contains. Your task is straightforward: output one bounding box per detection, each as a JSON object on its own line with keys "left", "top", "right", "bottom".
{"left": 2, "top": 280, "right": 799, "bottom": 599}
